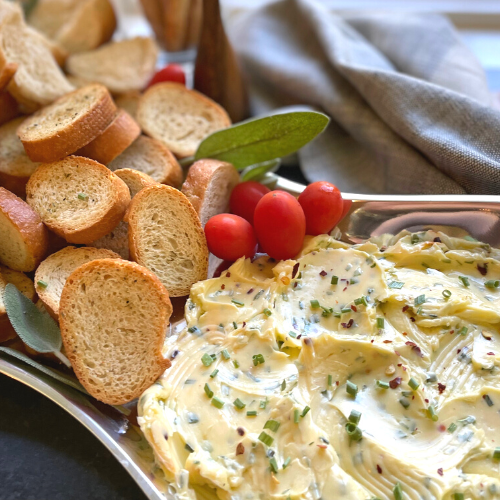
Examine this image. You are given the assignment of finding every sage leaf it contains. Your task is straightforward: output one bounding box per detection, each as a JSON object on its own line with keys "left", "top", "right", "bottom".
{"left": 195, "top": 111, "right": 329, "bottom": 170}
{"left": 4, "top": 283, "right": 62, "bottom": 353}
{"left": 0, "top": 347, "right": 86, "bottom": 393}
{"left": 241, "top": 158, "right": 281, "bottom": 182}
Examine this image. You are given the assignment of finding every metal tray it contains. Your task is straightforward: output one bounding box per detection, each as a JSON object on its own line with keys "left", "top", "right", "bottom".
{"left": 2, "top": 179, "right": 500, "bottom": 500}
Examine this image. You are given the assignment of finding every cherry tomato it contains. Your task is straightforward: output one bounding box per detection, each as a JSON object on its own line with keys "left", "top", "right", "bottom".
{"left": 230, "top": 181, "right": 270, "bottom": 225}
{"left": 253, "top": 191, "right": 306, "bottom": 260}
{"left": 298, "top": 181, "right": 343, "bottom": 236}
{"left": 147, "top": 64, "right": 186, "bottom": 88}
{"left": 341, "top": 198, "right": 352, "bottom": 220}
{"left": 205, "top": 214, "right": 257, "bottom": 261}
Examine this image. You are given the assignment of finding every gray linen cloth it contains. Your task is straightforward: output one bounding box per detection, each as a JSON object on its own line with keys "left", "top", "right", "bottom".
{"left": 231, "top": 0, "right": 500, "bottom": 194}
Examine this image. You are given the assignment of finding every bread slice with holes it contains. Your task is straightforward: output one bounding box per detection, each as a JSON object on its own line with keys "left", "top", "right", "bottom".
{"left": 89, "top": 220, "right": 129, "bottom": 260}
{"left": 66, "top": 37, "right": 158, "bottom": 95}
{"left": 0, "top": 117, "right": 40, "bottom": 197}
{"left": 26, "top": 156, "right": 130, "bottom": 244}
{"left": 114, "top": 169, "right": 158, "bottom": 198}
{"left": 181, "top": 159, "right": 239, "bottom": 226}
{"left": 35, "top": 246, "right": 120, "bottom": 319}
{"left": 108, "top": 136, "right": 183, "bottom": 187}
{"left": 126, "top": 185, "right": 208, "bottom": 296}
{"left": 0, "top": 187, "right": 48, "bottom": 271}
{"left": 60, "top": 258, "right": 172, "bottom": 404}
{"left": 0, "top": 1, "right": 74, "bottom": 112}
{"left": 76, "top": 110, "right": 141, "bottom": 165}
{"left": 17, "top": 83, "right": 116, "bottom": 162}
{"left": 137, "top": 82, "right": 231, "bottom": 157}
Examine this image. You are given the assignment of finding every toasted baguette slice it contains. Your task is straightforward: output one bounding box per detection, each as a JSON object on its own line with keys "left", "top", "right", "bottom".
{"left": 24, "top": 25, "right": 68, "bottom": 67}
{"left": 126, "top": 185, "right": 208, "bottom": 296}
{"left": 115, "top": 91, "right": 140, "bottom": 119}
{"left": 108, "top": 135, "right": 183, "bottom": 187}
{"left": 35, "top": 246, "right": 120, "bottom": 319}
{"left": 17, "top": 84, "right": 116, "bottom": 162}
{"left": 181, "top": 159, "right": 240, "bottom": 226}
{"left": 28, "top": 0, "right": 116, "bottom": 54}
{"left": 66, "top": 37, "right": 158, "bottom": 95}
{"left": 0, "top": 61, "right": 16, "bottom": 91}
{"left": 0, "top": 1, "right": 74, "bottom": 111}
{"left": 0, "top": 91, "right": 19, "bottom": 126}
{"left": 137, "top": 82, "right": 231, "bottom": 157}
{"left": 60, "top": 258, "right": 172, "bottom": 404}
{"left": 76, "top": 110, "right": 141, "bottom": 165}
{"left": 0, "top": 187, "right": 48, "bottom": 271}
{"left": 114, "top": 169, "right": 158, "bottom": 198}
{"left": 0, "top": 117, "right": 40, "bottom": 197}
{"left": 89, "top": 220, "right": 129, "bottom": 260}
{"left": 26, "top": 156, "right": 130, "bottom": 244}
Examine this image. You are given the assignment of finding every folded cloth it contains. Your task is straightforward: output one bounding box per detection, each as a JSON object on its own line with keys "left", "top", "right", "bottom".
{"left": 231, "top": 0, "right": 500, "bottom": 194}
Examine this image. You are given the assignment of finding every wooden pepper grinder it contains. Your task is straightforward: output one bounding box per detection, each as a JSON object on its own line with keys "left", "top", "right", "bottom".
{"left": 194, "top": 0, "right": 249, "bottom": 123}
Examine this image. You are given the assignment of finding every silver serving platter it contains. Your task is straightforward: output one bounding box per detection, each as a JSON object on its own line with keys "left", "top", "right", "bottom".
{"left": 2, "top": 178, "right": 500, "bottom": 500}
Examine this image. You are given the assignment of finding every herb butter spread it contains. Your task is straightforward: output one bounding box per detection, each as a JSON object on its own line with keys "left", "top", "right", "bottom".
{"left": 138, "top": 231, "right": 500, "bottom": 500}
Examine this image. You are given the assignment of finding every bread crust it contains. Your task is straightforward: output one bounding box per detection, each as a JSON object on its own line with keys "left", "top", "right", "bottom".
{"left": 0, "top": 62, "right": 16, "bottom": 91}
{"left": 17, "top": 84, "right": 117, "bottom": 163}
{"left": 59, "top": 258, "right": 172, "bottom": 405}
{"left": 76, "top": 109, "right": 141, "bottom": 165}
{"left": 114, "top": 168, "right": 158, "bottom": 198}
{"left": 26, "top": 156, "right": 131, "bottom": 244}
{"left": 0, "top": 91, "right": 19, "bottom": 126}
{"left": 0, "top": 186, "right": 49, "bottom": 271}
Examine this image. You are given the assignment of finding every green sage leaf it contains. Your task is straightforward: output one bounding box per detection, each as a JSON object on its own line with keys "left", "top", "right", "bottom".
{"left": 240, "top": 158, "right": 281, "bottom": 182}
{"left": 4, "top": 283, "right": 62, "bottom": 353}
{"left": 0, "top": 347, "right": 86, "bottom": 393}
{"left": 195, "top": 111, "right": 329, "bottom": 170}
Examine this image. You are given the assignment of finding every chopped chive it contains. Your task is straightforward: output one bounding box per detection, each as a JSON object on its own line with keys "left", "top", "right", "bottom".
{"left": 327, "top": 374, "right": 333, "bottom": 386}
{"left": 37, "top": 280, "right": 48, "bottom": 288}
{"left": 346, "top": 380, "right": 358, "bottom": 398}
{"left": 201, "top": 353, "right": 214, "bottom": 367}
{"left": 188, "top": 326, "right": 200, "bottom": 334}
{"left": 376, "top": 380, "right": 390, "bottom": 389}
{"left": 77, "top": 192, "right": 88, "bottom": 200}
{"left": 204, "top": 383, "right": 213, "bottom": 398}
{"left": 294, "top": 409, "right": 299, "bottom": 423}
{"left": 354, "top": 296, "right": 368, "bottom": 307}
{"left": 233, "top": 321, "right": 238, "bottom": 329}
{"left": 341, "top": 307, "right": 352, "bottom": 314}
{"left": 331, "top": 275, "right": 339, "bottom": 285}
{"left": 184, "top": 443, "right": 194, "bottom": 453}
{"left": 414, "top": 294, "right": 426, "bottom": 306}
{"left": 233, "top": 359, "right": 240, "bottom": 368}
{"left": 210, "top": 369, "right": 219, "bottom": 378}
{"left": 269, "top": 457, "right": 278, "bottom": 473}
{"left": 393, "top": 482, "right": 403, "bottom": 500}
{"left": 447, "top": 422, "right": 457, "bottom": 433}
{"left": 399, "top": 398, "right": 410, "bottom": 409}
{"left": 252, "top": 354, "right": 265, "bottom": 366}
{"left": 345, "top": 422, "right": 362, "bottom": 441}
{"left": 281, "top": 379, "right": 286, "bottom": 390}
{"left": 452, "top": 494, "right": 464, "bottom": 500}
{"left": 427, "top": 405, "right": 439, "bottom": 421}
{"left": 411, "top": 234, "right": 420, "bottom": 244}
{"left": 264, "top": 419, "right": 280, "bottom": 432}
{"left": 301, "top": 406, "right": 310, "bottom": 418}
{"left": 388, "top": 281, "right": 404, "bottom": 289}
{"left": 258, "top": 431, "right": 274, "bottom": 447}
{"left": 484, "top": 394, "right": 494, "bottom": 407}
{"left": 310, "top": 299, "right": 320, "bottom": 309}
{"left": 288, "top": 330, "right": 297, "bottom": 338}
{"left": 442, "top": 289, "right": 452, "bottom": 299}
{"left": 221, "top": 349, "right": 230, "bottom": 360}
{"left": 376, "top": 317, "right": 385, "bottom": 329}
{"left": 263, "top": 308, "right": 272, "bottom": 317}
{"left": 283, "top": 457, "right": 291, "bottom": 469}
{"left": 349, "top": 278, "right": 358, "bottom": 285}
{"left": 246, "top": 410, "right": 257, "bottom": 417}
{"left": 459, "top": 276, "right": 470, "bottom": 287}
{"left": 260, "top": 399, "right": 267, "bottom": 409}
{"left": 458, "top": 327, "right": 468, "bottom": 335}
{"left": 233, "top": 398, "right": 245, "bottom": 409}
{"left": 232, "top": 299, "right": 244, "bottom": 307}
{"left": 493, "top": 447, "right": 500, "bottom": 461}
{"left": 321, "top": 306, "right": 333, "bottom": 317}
{"left": 408, "top": 377, "right": 420, "bottom": 391}
{"left": 211, "top": 397, "right": 224, "bottom": 409}
{"left": 485, "top": 280, "right": 500, "bottom": 289}
{"left": 348, "top": 409, "right": 361, "bottom": 425}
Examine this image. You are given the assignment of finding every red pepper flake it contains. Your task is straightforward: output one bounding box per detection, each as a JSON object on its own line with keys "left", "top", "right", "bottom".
{"left": 297, "top": 334, "right": 302, "bottom": 340}
{"left": 402, "top": 366, "right": 407, "bottom": 371}
{"left": 457, "top": 349, "right": 461, "bottom": 354}
{"left": 425, "top": 399, "right": 429, "bottom": 403}
{"left": 482, "top": 332, "right": 492, "bottom": 340}
{"left": 247, "top": 288, "right": 254, "bottom": 294}
{"left": 437, "top": 383, "right": 446, "bottom": 394}
{"left": 351, "top": 305, "right": 357, "bottom": 312}
{"left": 236, "top": 443, "right": 245, "bottom": 455}
{"left": 317, "top": 443, "right": 327, "bottom": 449}
{"left": 221, "top": 284, "right": 225, "bottom": 290}
{"left": 433, "top": 237, "right": 442, "bottom": 243}
{"left": 380, "top": 246, "right": 387, "bottom": 252}
{"left": 376, "top": 464, "right": 382, "bottom": 474}
{"left": 242, "top": 322, "right": 246, "bottom": 327}
{"left": 410, "top": 317, "right": 415, "bottom": 322}
{"left": 292, "top": 263, "right": 300, "bottom": 279}
{"left": 371, "top": 339, "right": 374, "bottom": 343}
{"left": 383, "top": 340, "right": 393, "bottom": 344}
{"left": 389, "top": 377, "right": 402, "bottom": 389}
{"left": 336, "top": 381, "right": 340, "bottom": 386}
{"left": 487, "top": 352, "right": 495, "bottom": 355}
{"left": 437, "top": 468, "right": 443, "bottom": 476}
{"left": 237, "top": 427, "right": 245, "bottom": 436}
{"left": 450, "top": 330, "right": 454, "bottom": 334}
{"left": 402, "top": 332, "right": 408, "bottom": 336}
{"left": 402, "top": 305, "right": 409, "bottom": 312}
{"left": 405, "top": 341, "right": 423, "bottom": 357}
{"left": 477, "top": 263, "right": 488, "bottom": 276}
{"left": 341, "top": 319, "right": 354, "bottom": 329}
{"left": 319, "top": 270, "right": 327, "bottom": 277}
{"left": 226, "top": 272, "right": 231, "bottom": 277}
{"left": 343, "top": 287, "right": 348, "bottom": 292}
{"left": 304, "top": 338, "right": 312, "bottom": 346}
{"left": 395, "top": 350, "right": 401, "bottom": 356}
{"left": 397, "top": 363, "right": 402, "bottom": 367}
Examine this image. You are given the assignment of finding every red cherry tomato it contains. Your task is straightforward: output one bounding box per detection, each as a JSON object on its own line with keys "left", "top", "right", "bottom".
{"left": 253, "top": 191, "right": 306, "bottom": 260}
{"left": 297, "top": 181, "right": 344, "bottom": 236}
{"left": 341, "top": 198, "right": 352, "bottom": 220}
{"left": 230, "top": 181, "right": 270, "bottom": 225}
{"left": 147, "top": 64, "right": 186, "bottom": 88}
{"left": 205, "top": 214, "right": 257, "bottom": 261}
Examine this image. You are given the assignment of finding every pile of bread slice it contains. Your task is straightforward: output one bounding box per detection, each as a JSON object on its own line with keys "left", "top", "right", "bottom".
{"left": 0, "top": 0, "right": 241, "bottom": 405}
